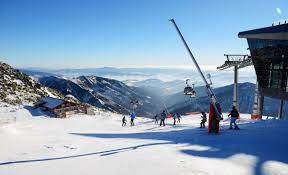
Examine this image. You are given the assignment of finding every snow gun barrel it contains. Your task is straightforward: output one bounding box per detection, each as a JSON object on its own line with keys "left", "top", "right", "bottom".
{"left": 169, "top": 18, "right": 223, "bottom": 119}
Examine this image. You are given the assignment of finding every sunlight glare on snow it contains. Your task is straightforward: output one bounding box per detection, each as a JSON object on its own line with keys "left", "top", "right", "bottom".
{"left": 228, "top": 153, "right": 258, "bottom": 167}
{"left": 184, "top": 145, "right": 213, "bottom": 151}
{"left": 262, "top": 160, "right": 288, "bottom": 175}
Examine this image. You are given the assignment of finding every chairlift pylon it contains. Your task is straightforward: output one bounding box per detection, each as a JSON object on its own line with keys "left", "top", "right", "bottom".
{"left": 184, "top": 79, "right": 196, "bottom": 97}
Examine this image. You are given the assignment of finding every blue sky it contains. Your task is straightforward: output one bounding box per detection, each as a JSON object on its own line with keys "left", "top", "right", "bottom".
{"left": 0, "top": 0, "right": 287, "bottom": 68}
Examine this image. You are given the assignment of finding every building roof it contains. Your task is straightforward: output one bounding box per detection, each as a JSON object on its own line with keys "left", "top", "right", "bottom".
{"left": 64, "top": 94, "right": 79, "bottom": 102}
{"left": 238, "top": 24, "right": 288, "bottom": 40}
{"left": 39, "top": 97, "right": 64, "bottom": 109}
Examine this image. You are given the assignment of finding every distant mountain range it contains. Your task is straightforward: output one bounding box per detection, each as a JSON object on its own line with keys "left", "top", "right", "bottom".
{"left": 125, "top": 79, "right": 186, "bottom": 95}
{"left": 13, "top": 66, "right": 286, "bottom": 118}
{"left": 20, "top": 69, "right": 60, "bottom": 80}
{"left": 38, "top": 76, "right": 163, "bottom": 117}
{"left": 20, "top": 67, "right": 257, "bottom": 89}
{"left": 169, "top": 82, "right": 287, "bottom": 117}
{"left": 168, "top": 83, "right": 255, "bottom": 114}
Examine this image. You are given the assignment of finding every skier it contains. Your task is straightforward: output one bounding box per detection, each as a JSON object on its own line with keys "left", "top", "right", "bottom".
{"left": 160, "top": 110, "right": 166, "bottom": 127}
{"left": 173, "top": 113, "right": 177, "bottom": 125}
{"left": 130, "top": 112, "right": 136, "bottom": 126}
{"left": 228, "top": 106, "right": 240, "bottom": 130}
{"left": 200, "top": 112, "right": 207, "bottom": 128}
{"left": 122, "top": 115, "right": 127, "bottom": 126}
{"left": 154, "top": 114, "right": 158, "bottom": 124}
{"left": 176, "top": 113, "right": 181, "bottom": 123}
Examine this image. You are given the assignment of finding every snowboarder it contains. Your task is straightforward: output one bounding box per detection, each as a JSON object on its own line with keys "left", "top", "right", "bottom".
{"left": 200, "top": 112, "right": 207, "bottom": 128}
{"left": 228, "top": 106, "right": 240, "bottom": 130}
{"left": 122, "top": 115, "right": 127, "bottom": 126}
{"left": 154, "top": 114, "right": 158, "bottom": 124}
{"left": 173, "top": 113, "right": 177, "bottom": 125}
{"left": 160, "top": 110, "right": 166, "bottom": 127}
{"left": 176, "top": 113, "right": 181, "bottom": 123}
{"left": 130, "top": 112, "right": 136, "bottom": 126}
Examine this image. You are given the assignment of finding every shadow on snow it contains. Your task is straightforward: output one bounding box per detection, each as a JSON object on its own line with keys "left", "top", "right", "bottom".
{"left": 23, "top": 105, "right": 53, "bottom": 117}
{"left": 1, "top": 121, "right": 287, "bottom": 175}
{"left": 0, "top": 142, "right": 169, "bottom": 165}
{"left": 69, "top": 122, "right": 288, "bottom": 175}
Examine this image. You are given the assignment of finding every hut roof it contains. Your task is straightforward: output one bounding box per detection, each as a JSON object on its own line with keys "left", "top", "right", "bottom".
{"left": 39, "top": 97, "right": 64, "bottom": 109}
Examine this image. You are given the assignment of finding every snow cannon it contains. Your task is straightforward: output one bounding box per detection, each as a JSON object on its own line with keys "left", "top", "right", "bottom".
{"left": 208, "top": 103, "right": 222, "bottom": 133}
{"left": 170, "top": 19, "right": 224, "bottom": 134}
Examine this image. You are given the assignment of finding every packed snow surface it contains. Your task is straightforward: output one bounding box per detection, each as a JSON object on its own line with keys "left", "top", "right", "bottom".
{"left": 0, "top": 105, "right": 288, "bottom": 175}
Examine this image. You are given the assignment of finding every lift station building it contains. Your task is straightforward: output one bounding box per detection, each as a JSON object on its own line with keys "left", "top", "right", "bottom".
{"left": 238, "top": 23, "right": 288, "bottom": 119}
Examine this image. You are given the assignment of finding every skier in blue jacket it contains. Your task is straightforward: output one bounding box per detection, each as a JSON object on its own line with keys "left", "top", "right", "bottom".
{"left": 130, "top": 112, "right": 136, "bottom": 126}
{"left": 173, "top": 113, "right": 177, "bottom": 125}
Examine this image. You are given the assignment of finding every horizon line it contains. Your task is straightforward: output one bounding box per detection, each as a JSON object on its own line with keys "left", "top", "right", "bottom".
{"left": 17, "top": 64, "right": 220, "bottom": 70}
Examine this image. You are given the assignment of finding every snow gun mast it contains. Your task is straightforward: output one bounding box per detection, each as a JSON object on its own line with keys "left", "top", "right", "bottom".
{"left": 169, "top": 18, "right": 223, "bottom": 120}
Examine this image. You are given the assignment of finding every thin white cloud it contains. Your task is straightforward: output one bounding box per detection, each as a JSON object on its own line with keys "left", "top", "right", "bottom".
{"left": 276, "top": 7, "right": 282, "bottom": 15}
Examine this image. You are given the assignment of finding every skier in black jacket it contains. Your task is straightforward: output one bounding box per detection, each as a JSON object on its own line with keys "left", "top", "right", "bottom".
{"left": 154, "top": 114, "right": 158, "bottom": 124}
{"left": 160, "top": 110, "right": 166, "bottom": 127}
{"left": 200, "top": 112, "right": 207, "bottom": 128}
{"left": 176, "top": 113, "right": 181, "bottom": 123}
{"left": 122, "top": 116, "right": 127, "bottom": 126}
{"left": 228, "top": 106, "right": 240, "bottom": 130}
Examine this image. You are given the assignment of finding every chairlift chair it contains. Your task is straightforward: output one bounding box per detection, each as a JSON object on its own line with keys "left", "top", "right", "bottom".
{"left": 184, "top": 79, "right": 196, "bottom": 97}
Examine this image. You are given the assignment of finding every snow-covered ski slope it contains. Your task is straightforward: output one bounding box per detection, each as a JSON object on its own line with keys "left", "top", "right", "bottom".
{"left": 0, "top": 105, "right": 288, "bottom": 175}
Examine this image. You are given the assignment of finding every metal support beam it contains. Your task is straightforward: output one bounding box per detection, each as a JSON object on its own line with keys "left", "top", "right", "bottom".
{"left": 233, "top": 66, "right": 239, "bottom": 110}
{"left": 251, "top": 81, "right": 260, "bottom": 119}
{"left": 217, "top": 54, "right": 251, "bottom": 70}
{"left": 258, "top": 95, "right": 264, "bottom": 119}
{"left": 279, "top": 100, "right": 284, "bottom": 119}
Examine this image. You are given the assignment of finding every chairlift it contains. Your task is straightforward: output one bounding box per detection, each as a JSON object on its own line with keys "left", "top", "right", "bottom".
{"left": 184, "top": 79, "right": 196, "bottom": 97}
{"left": 130, "top": 100, "right": 139, "bottom": 107}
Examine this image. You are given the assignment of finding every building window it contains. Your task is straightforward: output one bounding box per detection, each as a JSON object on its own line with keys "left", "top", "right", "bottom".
{"left": 286, "top": 66, "right": 288, "bottom": 92}
{"left": 269, "top": 62, "right": 283, "bottom": 89}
